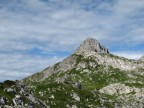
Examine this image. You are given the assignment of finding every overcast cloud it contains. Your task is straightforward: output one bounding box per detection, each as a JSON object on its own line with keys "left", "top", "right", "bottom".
{"left": 0, "top": 0, "right": 144, "bottom": 81}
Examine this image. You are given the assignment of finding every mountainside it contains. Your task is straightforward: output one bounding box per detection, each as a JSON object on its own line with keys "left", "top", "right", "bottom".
{"left": 0, "top": 38, "right": 144, "bottom": 108}
{"left": 22, "top": 38, "right": 144, "bottom": 108}
{"left": 24, "top": 38, "right": 144, "bottom": 83}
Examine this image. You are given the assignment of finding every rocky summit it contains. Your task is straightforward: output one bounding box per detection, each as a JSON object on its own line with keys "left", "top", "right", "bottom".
{"left": 74, "top": 38, "right": 109, "bottom": 54}
{"left": 0, "top": 38, "right": 144, "bottom": 108}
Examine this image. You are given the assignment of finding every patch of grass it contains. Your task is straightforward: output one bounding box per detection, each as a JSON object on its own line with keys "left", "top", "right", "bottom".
{"left": 125, "top": 83, "right": 144, "bottom": 88}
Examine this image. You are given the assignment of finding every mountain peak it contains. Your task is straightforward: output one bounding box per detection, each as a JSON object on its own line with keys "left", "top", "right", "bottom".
{"left": 74, "top": 38, "right": 109, "bottom": 54}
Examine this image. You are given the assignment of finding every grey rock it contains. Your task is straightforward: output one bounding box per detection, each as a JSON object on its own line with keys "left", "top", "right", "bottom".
{"left": 99, "top": 83, "right": 144, "bottom": 95}
{"left": 72, "top": 82, "right": 82, "bottom": 89}
{"left": 71, "top": 93, "right": 80, "bottom": 101}
{"left": 74, "top": 38, "right": 109, "bottom": 54}
{"left": 12, "top": 95, "right": 24, "bottom": 106}
{"left": 28, "top": 102, "right": 35, "bottom": 108}
{"left": 0, "top": 96, "right": 7, "bottom": 105}
{"left": 5, "top": 87, "right": 16, "bottom": 94}
{"left": 99, "top": 83, "right": 133, "bottom": 95}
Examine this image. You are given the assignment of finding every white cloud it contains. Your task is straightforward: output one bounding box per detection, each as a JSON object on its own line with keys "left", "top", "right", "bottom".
{"left": 112, "top": 51, "right": 143, "bottom": 60}
{"left": 0, "top": 53, "right": 65, "bottom": 81}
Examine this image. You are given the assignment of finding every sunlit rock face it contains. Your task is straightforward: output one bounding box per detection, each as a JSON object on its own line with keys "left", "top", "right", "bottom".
{"left": 74, "top": 38, "right": 109, "bottom": 54}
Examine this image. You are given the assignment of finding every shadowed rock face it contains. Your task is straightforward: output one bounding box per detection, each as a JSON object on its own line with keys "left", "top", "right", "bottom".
{"left": 74, "top": 38, "right": 109, "bottom": 54}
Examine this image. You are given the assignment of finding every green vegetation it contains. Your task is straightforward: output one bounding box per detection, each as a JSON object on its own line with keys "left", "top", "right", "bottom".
{"left": 33, "top": 81, "right": 116, "bottom": 107}
{"left": 29, "top": 66, "right": 136, "bottom": 107}
{"left": 0, "top": 81, "right": 16, "bottom": 105}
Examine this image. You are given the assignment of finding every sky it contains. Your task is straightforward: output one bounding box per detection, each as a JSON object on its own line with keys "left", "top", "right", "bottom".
{"left": 0, "top": 0, "right": 144, "bottom": 82}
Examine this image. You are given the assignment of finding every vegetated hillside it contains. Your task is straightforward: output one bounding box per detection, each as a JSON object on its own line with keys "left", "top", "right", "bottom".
{"left": 23, "top": 38, "right": 144, "bottom": 108}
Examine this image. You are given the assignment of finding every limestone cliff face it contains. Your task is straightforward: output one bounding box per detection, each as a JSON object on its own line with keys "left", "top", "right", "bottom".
{"left": 74, "top": 38, "right": 109, "bottom": 54}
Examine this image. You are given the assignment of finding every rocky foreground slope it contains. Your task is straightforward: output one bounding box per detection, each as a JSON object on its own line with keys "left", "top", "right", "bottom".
{"left": 0, "top": 80, "right": 47, "bottom": 108}
{"left": 0, "top": 38, "right": 144, "bottom": 108}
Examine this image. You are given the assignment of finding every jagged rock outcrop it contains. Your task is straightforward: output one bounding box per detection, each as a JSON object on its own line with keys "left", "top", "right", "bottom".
{"left": 0, "top": 80, "right": 46, "bottom": 108}
{"left": 74, "top": 38, "right": 109, "bottom": 54}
